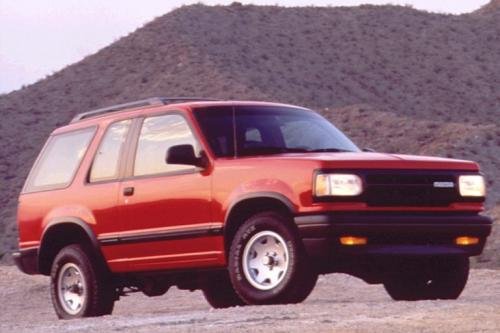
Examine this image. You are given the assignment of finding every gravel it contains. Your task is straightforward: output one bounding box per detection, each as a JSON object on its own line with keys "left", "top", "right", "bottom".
{"left": 1, "top": 266, "right": 499, "bottom": 332}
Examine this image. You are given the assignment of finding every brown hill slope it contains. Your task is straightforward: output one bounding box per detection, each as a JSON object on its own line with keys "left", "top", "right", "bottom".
{"left": 476, "top": 0, "right": 500, "bottom": 14}
{"left": 0, "top": 4, "right": 499, "bottom": 265}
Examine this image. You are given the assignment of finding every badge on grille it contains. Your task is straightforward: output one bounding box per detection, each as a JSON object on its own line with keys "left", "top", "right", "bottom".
{"left": 433, "top": 181, "right": 455, "bottom": 188}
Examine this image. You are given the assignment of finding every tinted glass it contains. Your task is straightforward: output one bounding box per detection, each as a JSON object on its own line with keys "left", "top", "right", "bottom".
{"left": 134, "top": 114, "right": 199, "bottom": 176}
{"left": 193, "top": 106, "right": 235, "bottom": 157}
{"left": 194, "top": 106, "right": 359, "bottom": 157}
{"left": 90, "top": 120, "right": 131, "bottom": 182}
{"left": 25, "top": 127, "right": 95, "bottom": 192}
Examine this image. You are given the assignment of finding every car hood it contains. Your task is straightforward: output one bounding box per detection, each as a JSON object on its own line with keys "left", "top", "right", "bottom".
{"left": 265, "top": 152, "right": 480, "bottom": 171}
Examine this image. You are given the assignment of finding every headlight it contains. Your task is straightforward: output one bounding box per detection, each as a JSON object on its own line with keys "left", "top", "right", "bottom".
{"left": 458, "top": 175, "right": 485, "bottom": 197}
{"left": 315, "top": 173, "right": 363, "bottom": 196}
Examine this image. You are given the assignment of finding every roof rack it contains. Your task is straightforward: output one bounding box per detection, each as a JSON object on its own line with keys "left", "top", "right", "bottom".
{"left": 70, "top": 97, "right": 219, "bottom": 123}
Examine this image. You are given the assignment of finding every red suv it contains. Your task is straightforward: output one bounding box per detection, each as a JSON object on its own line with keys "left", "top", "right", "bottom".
{"left": 14, "top": 98, "right": 492, "bottom": 319}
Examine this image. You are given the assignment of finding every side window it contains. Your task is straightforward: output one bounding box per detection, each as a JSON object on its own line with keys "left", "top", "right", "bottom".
{"left": 24, "top": 127, "right": 95, "bottom": 192}
{"left": 133, "top": 114, "right": 199, "bottom": 176}
{"left": 89, "top": 120, "right": 131, "bottom": 182}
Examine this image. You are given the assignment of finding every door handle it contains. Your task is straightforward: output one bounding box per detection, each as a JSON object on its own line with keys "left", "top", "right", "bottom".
{"left": 123, "top": 187, "right": 134, "bottom": 196}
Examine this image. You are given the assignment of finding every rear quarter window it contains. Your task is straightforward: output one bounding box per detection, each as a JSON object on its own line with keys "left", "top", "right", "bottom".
{"left": 23, "top": 127, "right": 96, "bottom": 193}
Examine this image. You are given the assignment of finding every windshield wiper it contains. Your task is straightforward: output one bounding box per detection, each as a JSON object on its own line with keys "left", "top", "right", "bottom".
{"left": 306, "top": 148, "right": 353, "bottom": 153}
{"left": 240, "top": 146, "right": 353, "bottom": 156}
{"left": 240, "top": 146, "right": 309, "bottom": 156}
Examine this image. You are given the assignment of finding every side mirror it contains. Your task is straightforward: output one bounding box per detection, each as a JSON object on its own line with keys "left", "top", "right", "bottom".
{"left": 166, "top": 144, "right": 206, "bottom": 168}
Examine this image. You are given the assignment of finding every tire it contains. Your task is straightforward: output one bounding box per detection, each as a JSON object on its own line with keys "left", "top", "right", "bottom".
{"left": 50, "top": 244, "right": 116, "bottom": 319}
{"left": 383, "top": 256, "right": 469, "bottom": 301}
{"left": 284, "top": 269, "right": 318, "bottom": 303}
{"left": 202, "top": 271, "right": 246, "bottom": 308}
{"left": 228, "top": 211, "right": 317, "bottom": 305}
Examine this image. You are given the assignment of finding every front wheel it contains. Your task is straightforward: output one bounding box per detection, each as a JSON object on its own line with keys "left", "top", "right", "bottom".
{"left": 201, "top": 271, "right": 245, "bottom": 308}
{"left": 228, "top": 211, "right": 317, "bottom": 305}
{"left": 50, "top": 244, "right": 116, "bottom": 319}
{"left": 383, "top": 256, "right": 469, "bottom": 301}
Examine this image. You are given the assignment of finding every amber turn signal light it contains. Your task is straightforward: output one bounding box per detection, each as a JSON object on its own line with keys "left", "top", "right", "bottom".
{"left": 455, "top": 236, "right": 479, "bottom": 246}
{"left": 340, "top": 236, "right": 367, "bottom": 245}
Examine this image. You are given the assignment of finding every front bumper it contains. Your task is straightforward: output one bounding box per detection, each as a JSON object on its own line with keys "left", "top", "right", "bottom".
{"left": 294, "top": 212, "right": 492, "bottom": 257}
{"left": 12, "top": 247, "right": 39, "bottom": 275}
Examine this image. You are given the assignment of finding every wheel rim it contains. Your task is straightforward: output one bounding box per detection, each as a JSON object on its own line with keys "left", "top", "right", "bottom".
{"left": 57, "top": 263, "right": 87, "bottom": 315}
{"left": 242, "top": 230, "right": 289, "bottom": 291}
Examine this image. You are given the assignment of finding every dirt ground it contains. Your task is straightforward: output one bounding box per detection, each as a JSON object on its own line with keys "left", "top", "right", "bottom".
{"left": 0, "top": 266, "right": 498, "bottom": 333}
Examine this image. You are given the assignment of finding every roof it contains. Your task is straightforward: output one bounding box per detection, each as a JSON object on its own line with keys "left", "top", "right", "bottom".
{"left": 70, "top": 97, "right": 220, "bottom": 123}
{"left": 55, "top": 98, "right": 307, "bottom": 134}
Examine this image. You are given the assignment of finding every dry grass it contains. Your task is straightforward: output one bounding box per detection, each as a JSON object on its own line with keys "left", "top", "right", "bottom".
{"left": 0, "top": 3, "right": 499, "bottom": 265}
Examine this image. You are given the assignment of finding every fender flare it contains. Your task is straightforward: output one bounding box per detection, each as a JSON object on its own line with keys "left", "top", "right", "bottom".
{"left": 224, "top": 191, "right": 296, "bottom": 225}
{"left": 39, "top": 217, "right": 108, "bottom": 274}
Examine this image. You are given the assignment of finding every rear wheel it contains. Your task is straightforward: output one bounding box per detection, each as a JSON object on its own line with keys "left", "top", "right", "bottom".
{"left": 202, "top": 271, "right": 245, "bottom": 308}
{"left": 228, "top": 211, "right": 317, "bottom": 305}
{"left": 50, "top": 244, "right": 116, "bottom": 319}
{"left": 383, "top": 256, "right": 469, "bottom": 301}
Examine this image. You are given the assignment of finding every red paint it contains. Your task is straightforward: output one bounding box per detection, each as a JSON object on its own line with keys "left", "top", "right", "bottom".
{"left": 17, "top": 101, "right": 486, "bottom": 273}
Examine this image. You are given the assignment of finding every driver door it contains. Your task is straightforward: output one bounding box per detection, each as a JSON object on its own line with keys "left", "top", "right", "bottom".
{"left": 107, "top": 112, "right": 221, "bottom": 272}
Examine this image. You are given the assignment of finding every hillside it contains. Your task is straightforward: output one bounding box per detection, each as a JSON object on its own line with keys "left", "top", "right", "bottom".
{"left": 476, "top": 0, "right": 500, "bottom": 14}
{"left": 0, "top": 3, "right": 499, "bottom": 265}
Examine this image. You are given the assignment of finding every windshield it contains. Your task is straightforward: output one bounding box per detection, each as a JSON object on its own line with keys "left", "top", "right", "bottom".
{"left": 194, "top": 105, "right": 359, "bottom": 157}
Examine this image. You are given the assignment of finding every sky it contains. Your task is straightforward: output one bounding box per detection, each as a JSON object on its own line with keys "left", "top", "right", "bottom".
{"left": 0, "top": 0, "right": 490, "bottom": 94}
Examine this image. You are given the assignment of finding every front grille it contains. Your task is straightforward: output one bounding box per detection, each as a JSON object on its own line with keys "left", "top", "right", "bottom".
{"left": 316, "top": 169, "right": 484, "bottom": 207}
{"left": 364, "top": 172, "right": 457, "bottom": 207}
